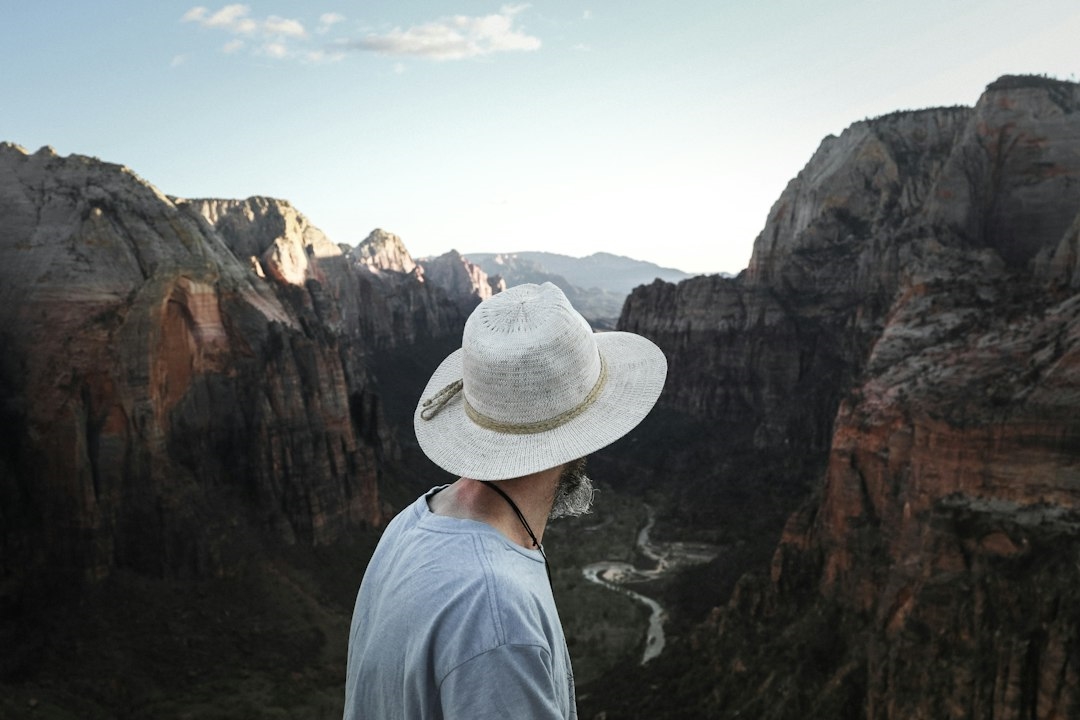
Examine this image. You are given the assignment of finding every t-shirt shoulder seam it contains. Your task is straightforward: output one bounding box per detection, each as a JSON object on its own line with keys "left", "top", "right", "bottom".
{"left": 474, "top": 533, "right": 506, "bottom": 644}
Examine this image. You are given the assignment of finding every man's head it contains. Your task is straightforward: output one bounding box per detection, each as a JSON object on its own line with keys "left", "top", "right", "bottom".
{"left": 414, "top": 282, "right": 666, "bottom": 485}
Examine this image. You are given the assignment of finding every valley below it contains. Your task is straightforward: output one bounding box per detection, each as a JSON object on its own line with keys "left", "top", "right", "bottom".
{"left": 4, "top": 73, "right": 1080, "bottom": 719}
{"left": 0, "top": 481, "right": 716, "bottom": 719}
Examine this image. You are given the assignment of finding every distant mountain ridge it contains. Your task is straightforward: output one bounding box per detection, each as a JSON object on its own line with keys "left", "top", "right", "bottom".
{"left": 462, "top": 251, "right": 698, "bottom": 327}
{"left": 467, "top": 250, "right": 695, "bottom": 294}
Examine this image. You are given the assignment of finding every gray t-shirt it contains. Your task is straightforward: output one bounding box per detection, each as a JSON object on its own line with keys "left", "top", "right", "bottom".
{"left": 344, "top": 487, "right": 577, "bottom": 719}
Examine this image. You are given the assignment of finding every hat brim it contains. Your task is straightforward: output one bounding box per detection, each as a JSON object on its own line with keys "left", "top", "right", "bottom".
{"left": 413, "top": 332, "right": 668, "bottom": 481}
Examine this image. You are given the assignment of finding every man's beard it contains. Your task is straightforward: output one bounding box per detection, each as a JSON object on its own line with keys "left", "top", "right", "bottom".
{"left": 550, "top": 456, "right": 595, "bottom": 519}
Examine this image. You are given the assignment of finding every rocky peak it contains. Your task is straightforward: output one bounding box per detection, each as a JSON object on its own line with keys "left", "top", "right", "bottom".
{"left": 745, "top": 75, "right": 1080, "bottom": 305}
{"left": 418, "top": 249, "right": 503, "bottom": 311}
{"left": 350, "top": 228, "right": 418, "bottom": 275}
{"left": 1, "top": 142, "right": 60, "bottom": 161}
{"left": 746, "top": 105, "right": 973, "bottom": 292}
{"left": 182, "top": 196, "right": 342, "bottom": 286}
{"left": 925, "top": 75, "right": 1080, "bottom": 268}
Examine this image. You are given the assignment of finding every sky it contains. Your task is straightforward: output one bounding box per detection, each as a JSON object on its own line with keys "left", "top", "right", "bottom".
{"left": 4, "top": 1, "right": 1079, "bottom": 275}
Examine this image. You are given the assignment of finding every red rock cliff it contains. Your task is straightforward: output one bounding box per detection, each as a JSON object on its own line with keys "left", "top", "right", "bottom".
{"left": 605, "top": 76, "right": 1080, "bottom": 719}
{"left": 0, "top": 146, "right": 395, "bottom": 602}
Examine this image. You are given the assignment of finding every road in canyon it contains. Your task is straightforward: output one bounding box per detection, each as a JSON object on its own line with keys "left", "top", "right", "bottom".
{"left": 582, "top": 506, "right": 719, "bottom": 664}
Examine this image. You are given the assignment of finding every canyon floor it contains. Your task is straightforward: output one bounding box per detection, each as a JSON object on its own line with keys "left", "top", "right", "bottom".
{"left": 2, "top": 481, "right": 720, "bottom": 719}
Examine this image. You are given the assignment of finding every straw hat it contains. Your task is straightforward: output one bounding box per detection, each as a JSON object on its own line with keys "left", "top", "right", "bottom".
{"left": 413, "top": 282, "right": 667, "bottom": 481}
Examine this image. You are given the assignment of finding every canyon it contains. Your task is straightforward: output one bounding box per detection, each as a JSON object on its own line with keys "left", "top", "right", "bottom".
{"left": 0, "top": 152, "right": 484, "bottom": 597}
{"left": 0, "top": 152, "right": 500, "bottom": 715}
{"left": 2, "top": 73, "right": 1079, "bottom": 719}
{"left": 584, "top": 74, "right": 1080, "bottom": 719}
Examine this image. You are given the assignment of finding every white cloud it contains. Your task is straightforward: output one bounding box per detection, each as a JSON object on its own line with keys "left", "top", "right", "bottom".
{"left": 583, "top": 10, "right": 592, "bottom": 20}
{"left": 181, "top": 6, "right": 539, "bottom": 65}
{"left": 264, "top": 15, "right": 306, "bottom": 38}
{"left": 318, "top": 12, "right": 346, "bottom": 33}
{"left": 182, "top": 4, "right": 252, "bottom": 30}
{"left": 261, "top": 42, "right": 288, "bottom": 59}
{"left": 182, "top": 5, "right": 305, "bottom": 38}
{"left": 348, "top": 4, "right": 540, "bottom": 61}
{"left": 182, "top": 5, "right": 309, "bottom": 59}
{"left": 208, "top": 4, "right": 249, "bottom": 28}
{"left": 170, "top": 54, "right": 187, "bottom": 67}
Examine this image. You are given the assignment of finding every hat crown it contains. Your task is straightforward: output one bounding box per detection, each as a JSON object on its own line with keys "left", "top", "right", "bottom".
{"left": 462, "top": 283, "right": 601, "bottom": 426}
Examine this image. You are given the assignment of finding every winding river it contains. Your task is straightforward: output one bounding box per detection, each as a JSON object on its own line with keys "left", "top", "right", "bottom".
{"left": 582, "top": 505, "right": 719, "bottom": 664}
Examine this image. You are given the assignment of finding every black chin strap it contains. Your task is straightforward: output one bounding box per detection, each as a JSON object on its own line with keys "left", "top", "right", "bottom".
{"left": 480, "top": 481, "right": 552, "bottom": 587}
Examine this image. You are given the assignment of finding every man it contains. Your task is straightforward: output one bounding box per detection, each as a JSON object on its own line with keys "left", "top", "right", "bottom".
{"left": 344, "top": 282, "right": 667, "bottom": 719}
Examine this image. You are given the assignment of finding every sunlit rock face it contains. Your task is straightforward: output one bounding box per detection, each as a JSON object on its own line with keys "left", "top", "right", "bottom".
{"left": 189, "top": 203, "right": 468, "bottom": 354}
{"left": 350, "top": 227, "right": 418, "bottom": 275}
{"left": 614, "top": 76, "right": 1080, "bottom": 719}
{"left": 187, "top": 196, "right": 343, "bottom": 286}
{"left": 418, "top": 249, "right": 505, "bottom": 313}
{"left": 0, "top": 145, "right": 389, "bottom": 600}
{"left": 925, "top": 75, "right": 1080, "bottom": 267}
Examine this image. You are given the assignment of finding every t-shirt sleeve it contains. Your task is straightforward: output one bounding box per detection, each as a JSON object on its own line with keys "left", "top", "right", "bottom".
{"left": 440, "top": 643, "right": 568, "bottom": 719}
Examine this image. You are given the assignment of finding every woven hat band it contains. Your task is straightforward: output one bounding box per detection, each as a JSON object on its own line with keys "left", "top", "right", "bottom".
{"left": 464, "top": 353, "right": 608, "bottom": 435}
{"left": 418, "top": 352, "right": 609, "bottom": 434}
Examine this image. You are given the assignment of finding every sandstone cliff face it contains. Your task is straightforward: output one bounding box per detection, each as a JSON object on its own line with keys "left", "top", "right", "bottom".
{"left": 609, "top": 76, "right": 1080, "bottom": 719}
{"left": 418, "top": 249, "right": 506, "bottom": 313}
{"left": 793, "top": 265, "right": 1080, "bottom": 719}
{"left": 350, "top": 227, "right": 418, "bottom": 275}
{"left": 925, "top": 75, "right": 1080, "bottom": 267}
{"left": 748, "top": 108, "right": 971, "bottom": 288}
{"left": 1035, "top": 209, "right": 1080, "bottom": 291}
{"left": 620, "top": 106, "right": 989, "bottom": 470}
{"left": 0, "top": 146, "right": 389, "bottom": 602}
{"left": 186, "top": 203, "right": 467, "bottom": 355}
{"left": 189, "top": 195, "right": 343, "bottom": 286}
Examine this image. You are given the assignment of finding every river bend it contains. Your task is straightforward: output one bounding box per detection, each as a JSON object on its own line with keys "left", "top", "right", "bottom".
{"left": 582, "top": 505, "right": 718, "bottom": 664}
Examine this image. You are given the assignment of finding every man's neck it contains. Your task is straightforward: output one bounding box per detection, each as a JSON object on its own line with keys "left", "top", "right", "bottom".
{"left": 428, "top": 469, "right": 560, "bottom": 549}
